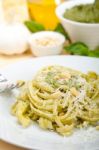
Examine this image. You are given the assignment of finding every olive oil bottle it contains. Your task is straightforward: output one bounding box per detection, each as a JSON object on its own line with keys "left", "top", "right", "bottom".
{"left": 28, "top": 0, "right": 63, "bottom": 30}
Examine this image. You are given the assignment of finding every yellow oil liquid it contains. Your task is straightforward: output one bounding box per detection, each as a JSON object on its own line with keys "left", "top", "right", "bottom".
{"left": 28, "top": 0, "right": 60, "bottom": 30}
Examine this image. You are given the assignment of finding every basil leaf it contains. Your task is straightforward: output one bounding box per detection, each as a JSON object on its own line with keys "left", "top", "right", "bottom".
{"left": 88, "top": 48, "right": 99, "bottom": 58}
{"left": 54, "top": 23, "right": 71, "bottom": 42}
{"left": 24, "top": 20, "right": 45, "bottom": 32}
{"left": 64, "top": 42, "right": 89, "bottom": 55}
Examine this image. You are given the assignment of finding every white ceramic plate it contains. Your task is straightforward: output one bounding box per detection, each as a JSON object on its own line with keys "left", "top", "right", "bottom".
{"left": 0, "top": 56, "right": 99, "bottom": 150}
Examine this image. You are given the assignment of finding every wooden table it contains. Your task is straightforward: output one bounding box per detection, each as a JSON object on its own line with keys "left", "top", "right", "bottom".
{"left": 0, "top": 51, "right": 32, "bottom": 150}
{"left": 0, "top": 140, "right": 27, "bottom": 150}
{"left": 0, "top": 51, "right": 33, "bottom": 68}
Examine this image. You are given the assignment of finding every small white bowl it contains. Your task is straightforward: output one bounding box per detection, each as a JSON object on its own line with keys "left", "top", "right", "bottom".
{"left": 28, "top": 31, "right": 65, "bottom": 57}
{"left": 56, "top": 0, "right": 99, "bottom": 50}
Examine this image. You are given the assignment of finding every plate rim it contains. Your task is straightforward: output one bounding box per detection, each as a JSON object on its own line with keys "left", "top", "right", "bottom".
{"left": 0, "top": 55, "right": 99, "bottom": 71}
{"left": 0, "top": 55, "right": 99, "bottom": 150}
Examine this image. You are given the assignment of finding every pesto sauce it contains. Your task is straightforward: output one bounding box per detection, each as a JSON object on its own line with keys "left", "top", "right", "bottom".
{"left": 64, "top": 0, "right": 99, "bottom": 23}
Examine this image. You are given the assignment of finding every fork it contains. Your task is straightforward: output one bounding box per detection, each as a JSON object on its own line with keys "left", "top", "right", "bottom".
{"left": 0, "top": 74, "right": 24, "bottom": 93}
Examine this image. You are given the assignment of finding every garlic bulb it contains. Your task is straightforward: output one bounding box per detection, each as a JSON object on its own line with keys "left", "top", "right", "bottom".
{"left": 0, "top": 24, "right": 31, "bottom": 55}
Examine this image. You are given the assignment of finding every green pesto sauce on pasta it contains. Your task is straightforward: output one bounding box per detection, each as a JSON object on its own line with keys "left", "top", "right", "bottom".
{"left": 11, "top": 66, "right": 99, "bottom": 136}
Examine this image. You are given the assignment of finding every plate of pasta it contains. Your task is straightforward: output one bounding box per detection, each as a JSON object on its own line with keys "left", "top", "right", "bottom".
{"left": 0, "top": 56, "right": 99, "bottom": 150}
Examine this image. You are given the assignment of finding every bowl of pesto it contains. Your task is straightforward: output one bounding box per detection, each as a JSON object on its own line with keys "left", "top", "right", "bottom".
{"left": 56, "top": 0, "right": 99, "bottom": 50}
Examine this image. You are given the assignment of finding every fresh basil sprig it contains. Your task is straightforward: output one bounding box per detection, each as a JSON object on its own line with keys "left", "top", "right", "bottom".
{"left": 65, "top": 42, "right": 89, "bottom": 56}
{"left": 24, "top": 20, "right": 45, "bottom": 32}
{"left": 64, "top": 42, "right": 99, "bottom": 58}
{"left": 54, "top": 23, "right": 71, "bottom": 42}
{"left": 88, "top": 47, "right": 99, "bottom": 57}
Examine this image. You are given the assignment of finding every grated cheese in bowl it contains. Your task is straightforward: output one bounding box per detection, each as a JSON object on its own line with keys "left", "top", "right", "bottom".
{"left": 28, "top": 31, "right": 65, "bottom": 56}
{"left": 34, "top": 36, "right": 60, "bottom": 47}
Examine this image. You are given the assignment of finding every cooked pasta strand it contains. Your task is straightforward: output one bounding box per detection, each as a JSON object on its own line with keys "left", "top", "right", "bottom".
{"left": 11, "top": 66, "right": 99, "bottom": 135}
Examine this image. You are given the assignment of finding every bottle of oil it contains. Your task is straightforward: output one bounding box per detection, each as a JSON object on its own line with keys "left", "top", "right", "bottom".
{"left": 28, "top": 0, "right": 63, "bottom": 30}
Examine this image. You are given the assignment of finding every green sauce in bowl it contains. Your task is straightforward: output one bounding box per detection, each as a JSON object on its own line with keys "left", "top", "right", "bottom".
{"left": 63, "top": 0, "right": 99, "bottom": 23}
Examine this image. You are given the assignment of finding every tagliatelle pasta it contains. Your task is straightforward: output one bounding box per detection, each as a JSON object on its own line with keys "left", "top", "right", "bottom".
{"left": 11, "top": 66, "right": 99, "bottom": 136}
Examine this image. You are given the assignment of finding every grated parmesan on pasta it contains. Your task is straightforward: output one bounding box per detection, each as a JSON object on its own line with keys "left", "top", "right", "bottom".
{"left": 11, "top": 66, "right": 99, "bottom": 136}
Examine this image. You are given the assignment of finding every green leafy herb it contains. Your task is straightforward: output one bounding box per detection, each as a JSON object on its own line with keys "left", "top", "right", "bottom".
{"left": 88, "top": 48, "right": 99, "bottom": 58}
{"left": 24, "top": 20, "right": 45, "bottom": 32}
{"left": 65, "top": 42, "right": 89, "bottom": 55}
{"left": 45, "top": 72, "right": 59, "bottom": 88}
{"left": 86, "top": 46, "right": 99, "bottom": 58}
{"left": 54, "top": 23, "right": 71, "bottom": 42}
{"left": 45, "top": 72, "right": 53, "bottom": 82}
{"left": 64, "top": 42, "right": 99, "bottom": 58}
